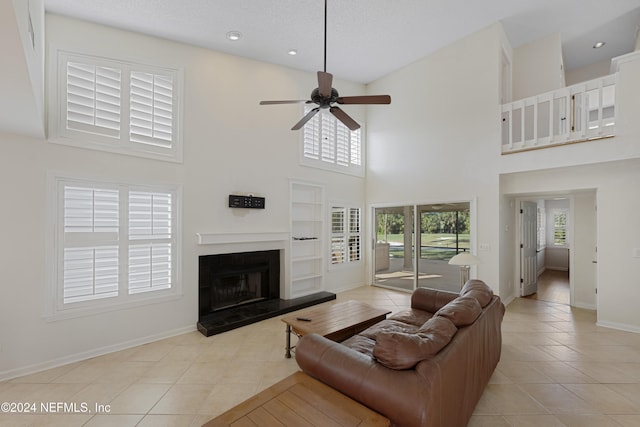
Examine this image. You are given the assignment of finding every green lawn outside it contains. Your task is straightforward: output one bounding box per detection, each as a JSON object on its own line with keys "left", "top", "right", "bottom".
{"left": 378, "top": 233, "right": 470, "bottom": 261}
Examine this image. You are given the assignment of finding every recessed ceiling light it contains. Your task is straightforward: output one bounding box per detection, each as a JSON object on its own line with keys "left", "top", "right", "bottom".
{"left": 593, "top": 41, "right": 605, "bottom": 49}
{"left": 287, "top": 49, "right": 298, "bottom": 56}
{"left": 226, "top": 31, "right": 242, "bottom": 41}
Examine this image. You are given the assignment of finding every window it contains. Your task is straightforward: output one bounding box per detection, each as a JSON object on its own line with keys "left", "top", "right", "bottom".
{"left": 553, "top": 210, "right": 568, "bottom": 246}
{"left": 331, "top": 207, "right": 361, "bottom": 265}
{"left": 302, "top": 107, "right": 363, "bottom": 176}
{"left": 51, "top": 51, "right": 182, "bottom": 162}
{"left": 50, "top": 177, "right": 180, "bottom": 317}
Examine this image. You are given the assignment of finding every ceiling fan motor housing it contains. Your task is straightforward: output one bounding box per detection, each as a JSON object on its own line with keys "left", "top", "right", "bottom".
{"left": 311, "top": 87, "right": 339, "bottom": 108}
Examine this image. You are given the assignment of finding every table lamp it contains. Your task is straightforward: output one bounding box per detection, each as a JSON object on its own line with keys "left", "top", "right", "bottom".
{"left": 448, "top": 252, "right": 481, "bottom": 288}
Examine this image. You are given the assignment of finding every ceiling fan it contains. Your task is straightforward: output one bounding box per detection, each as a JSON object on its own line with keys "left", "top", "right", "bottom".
{"left": 259, "top": 0, "right": 391, "bottom": 131}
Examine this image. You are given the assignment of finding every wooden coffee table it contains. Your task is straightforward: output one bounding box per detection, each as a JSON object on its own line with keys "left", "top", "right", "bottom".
{"left": 281, "top": 300, "right": 391, "bottom": 358}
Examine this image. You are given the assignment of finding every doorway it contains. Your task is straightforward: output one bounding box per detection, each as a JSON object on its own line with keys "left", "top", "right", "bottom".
{"left": 513, "top": 191, "right": 597, "bottom": 308}
{"left": 373, "top": 201, "right": 473, "bottom": 293}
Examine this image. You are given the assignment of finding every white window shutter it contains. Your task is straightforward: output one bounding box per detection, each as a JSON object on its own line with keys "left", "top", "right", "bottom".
{"left": 301, "top": 106, "right": 362, "bottom": 174}
{"left": 129, "top": 191, "right": 172, "bottom": 239}
{"left": 128, "top": 190, "right": 173, "bottom": 294}
{"left": 336, "top": 123, "right": 350, "bottom": 166}
{"left": 130, "top": 71, "right": 174, "bottom": 148}
{"left": 129, "top": 243, "right": 172, "bottom": 294}
{"left": 62, "top": 185, "right": 120, "bottom": 304}
{"left": 63, "top": 247, "right": 119, "bottom": 303}
{"left": 331, "top": 237, "right": 346, "bottom": 264}
{"left": 64, "top": 186, "right": 119, "bottom": 233}
{"left": 66, "top": 61, "right": 121, "bottom": 137}
{"left": 321, "top": 111, "right": 336, "bottom": 163}
{"left": 350, "top": 129, "right": 362, "bottom": 166}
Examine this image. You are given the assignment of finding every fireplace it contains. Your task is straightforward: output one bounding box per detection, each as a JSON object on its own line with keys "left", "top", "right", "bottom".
{"left": 199, "top": 250, "right": 280, "bottom": 317}
{"left": 196, "top": 234, "right": 336, "bottom": 337}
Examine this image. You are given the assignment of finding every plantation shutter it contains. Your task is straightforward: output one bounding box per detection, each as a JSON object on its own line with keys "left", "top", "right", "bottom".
{"left": 62, "top": 186, "right": 119, "bottom": 304}
{"left": 331, "top": 207, "right": 346, "bottom": 264}
{"left": 348, "top": 207, "right": 361, "bottom": 262}
{"left": 553, "top": 211, "right": 567, "bottom": 245}
{"left": 321, "top": 111, "right": 336, "bottom": 163}
{"left": 336, "top": 122, "right": 350, "bottom": 166}
{"left": 303, "top": 108, "right": 321, "bottom": 159}
{"left": 66, "top": 61, "right": 121, "bottom": 138}
{"left": 350, "top": 129, "right": 361, "bottom": 166}
{"left": 128, "top": 191, "right": 173, "bottom": 294}
{"left": 130, "top": 72, "right": 174, "bottom": 148}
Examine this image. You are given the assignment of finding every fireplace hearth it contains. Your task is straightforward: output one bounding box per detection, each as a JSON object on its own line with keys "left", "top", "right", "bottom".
{"left": 197, "top": 249, "right": 335, "bottom": 336}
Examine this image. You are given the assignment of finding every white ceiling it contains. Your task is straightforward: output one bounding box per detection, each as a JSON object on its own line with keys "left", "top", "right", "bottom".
{"left": 44, "top": 0, "right": 640, "bottom": 84}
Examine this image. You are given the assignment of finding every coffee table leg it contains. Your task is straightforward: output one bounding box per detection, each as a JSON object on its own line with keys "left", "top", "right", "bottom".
{"left": 285, "top": 324, "right": 292, "bottom": 358}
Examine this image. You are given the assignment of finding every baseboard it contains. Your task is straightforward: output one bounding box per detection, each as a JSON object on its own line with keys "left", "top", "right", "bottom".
{"left": 328, "top": 282, "right": 368, "bottom": 294}
{"left": 0, "top": 324, "right": 196, "bottom": 382}
{"left": 596, "top": 320, "right": 640, "bottom": 334}
{"left": 572, "top": 302, "right": 597, "bottom": 311}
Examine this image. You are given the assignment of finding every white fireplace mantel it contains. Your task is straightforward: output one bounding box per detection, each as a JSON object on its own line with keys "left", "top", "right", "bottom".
{"left": 196, "top": 232, "right": 290, "bottom": 246}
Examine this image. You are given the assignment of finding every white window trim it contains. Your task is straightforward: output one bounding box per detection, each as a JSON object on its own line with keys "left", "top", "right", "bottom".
{"left": 45, "top": 173, "right": 183, "bottom": 321}
{"left": 48, "top": 48, "right": 184, "bottom": 163}
{"left": 300, "top": 107, "right": 365, "bottom": 177}
{"left": 551, "top": 208, "right": 569, "bottom": 248}
{"left": 329, "top": 203, "right": 363, "bottom": 269}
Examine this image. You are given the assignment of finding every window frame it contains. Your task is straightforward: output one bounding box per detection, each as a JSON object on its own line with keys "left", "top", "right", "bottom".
{"left": 46, "top": 174, "right": 182, "bottom": 321}
{"left": 552, "top": 209, "right": 569, "bottom": 247}
{"left": 329, "top": 204, "right": 363, "bottom": 268}
{"left": 49, "top": 49, "right": 184, "bottom": 163}
{"left": 300, "top": 107, "right": 365, "bottom": 177}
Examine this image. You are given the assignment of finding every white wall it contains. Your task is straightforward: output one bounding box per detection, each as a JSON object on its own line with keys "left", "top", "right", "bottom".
{"left": 512, "top": 32, "right": 565, "bottom": 101}
{"left": 0, "top": 14, "right": 367, "bottom": 379}
{"left": 365, "top": 23, "right": 505, "bottom": 293}
{"left": 565, "top": 59, "right": 611, "bottom": 86}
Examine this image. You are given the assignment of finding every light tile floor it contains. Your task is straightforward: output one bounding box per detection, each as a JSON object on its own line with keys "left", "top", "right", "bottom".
{"left": 1, "top": 286, "right": 640, "bottom": 426}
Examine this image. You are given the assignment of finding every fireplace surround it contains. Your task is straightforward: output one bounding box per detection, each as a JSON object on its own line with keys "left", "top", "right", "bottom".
{"left": 199, "top": 250, "right": 280, "bottom": 316}
{"left": 196, "top": 238, "right": 335, "bottom": 337}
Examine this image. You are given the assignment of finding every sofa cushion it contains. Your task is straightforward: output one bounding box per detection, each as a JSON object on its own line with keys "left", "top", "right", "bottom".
{"left": 341, "top": 334, "right": 376, "bottom": 356}
{"left": 460, "top": 279, "right": 494, "bottom": 307}
{"left": 435, "top": 296, "right": 482, "bottom": 327}
{"left": 388, "top": 309, "right": 434, "bottom": 327}
{"left": 372, "top": 317, "right": 458, "bottom": 369}
{"left": 360, "top": 320, "right": 420, "bottom": 340}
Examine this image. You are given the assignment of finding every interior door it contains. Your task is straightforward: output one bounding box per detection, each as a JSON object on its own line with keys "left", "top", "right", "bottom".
{"left": 521, "top": 201, "right": 538, "bottom": 296}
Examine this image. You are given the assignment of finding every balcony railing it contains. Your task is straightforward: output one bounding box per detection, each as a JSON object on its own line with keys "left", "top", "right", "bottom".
{"left": 501, "top": 74, "right": 616, "bottom": 154}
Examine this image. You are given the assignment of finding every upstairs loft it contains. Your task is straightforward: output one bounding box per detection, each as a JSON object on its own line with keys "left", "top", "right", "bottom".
{"left": 500, "top": 51, "right": 640, "bottom": 155}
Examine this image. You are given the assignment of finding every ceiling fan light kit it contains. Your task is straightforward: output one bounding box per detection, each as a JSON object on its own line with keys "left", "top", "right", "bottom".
{"left": 259, "top": 0, "right": 391, "bottom": 131}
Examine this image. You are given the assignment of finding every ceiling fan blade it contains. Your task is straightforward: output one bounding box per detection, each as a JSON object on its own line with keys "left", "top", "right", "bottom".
{"left": 259, "top": 100, "right": 308, "bottom": 105}
{"left": 291, "top": 107, "right": 320, "bottom": 130}
{"left": 317, "top": 71, "right": 333, "bottom": 98}
{"left": 330, "top": 106, "right": 360, "bottom": 131}
{"left": 336, "top": 95, "right": 391, "bottom": 105}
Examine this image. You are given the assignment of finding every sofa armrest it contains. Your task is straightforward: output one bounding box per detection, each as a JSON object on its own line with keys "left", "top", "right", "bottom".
{"left": 295, "top": 333, "right": 437, "bottom": 427}
{"left": 411, "top": 288, "right": 458, "bottom": 313}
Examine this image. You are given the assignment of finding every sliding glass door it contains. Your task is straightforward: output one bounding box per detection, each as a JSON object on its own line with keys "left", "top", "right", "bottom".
{"left": 374, "top": 206, "right": 415, "bottom": 291}
{"left": 374, "top": 202, "right": 472, "bottom": 292}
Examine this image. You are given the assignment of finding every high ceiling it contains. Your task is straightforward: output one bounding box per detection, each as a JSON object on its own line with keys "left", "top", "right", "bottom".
{"left": 44, "top": 0, "right": 640, "bottom": 84}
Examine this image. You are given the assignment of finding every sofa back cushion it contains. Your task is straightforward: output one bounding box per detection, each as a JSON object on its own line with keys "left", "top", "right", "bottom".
{"left": 435, "top": 296, "right": 482, "bottom": 327}
{"left": 460, "top": 279, "right": 494, "bottom": 307}
{"left": 372, "top": 316, "right": 457, "bottom": 369}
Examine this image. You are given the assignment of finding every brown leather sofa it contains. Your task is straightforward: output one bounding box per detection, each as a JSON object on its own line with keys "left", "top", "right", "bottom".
{"left": 295, "top": 280, "right": 505, "bottom": 427}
